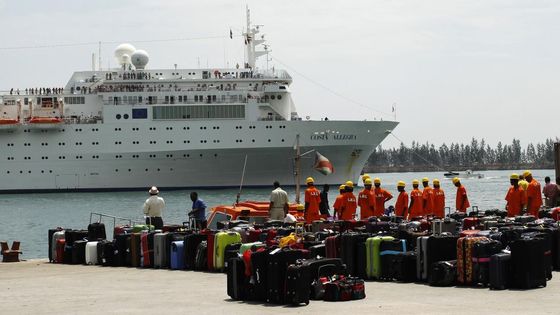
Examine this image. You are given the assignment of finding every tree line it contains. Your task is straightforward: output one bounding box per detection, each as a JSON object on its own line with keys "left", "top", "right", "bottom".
{"left": 365, "top": 138, "right": 558, "bottom": 172}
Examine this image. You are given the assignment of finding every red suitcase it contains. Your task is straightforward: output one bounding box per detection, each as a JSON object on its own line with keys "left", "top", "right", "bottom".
{"left": 463, "top": 217, "right": 480, "bottom": 230}
{"left": 325, "top": 235, "right": 340, "bottom": 258}
{"left": 204, "top": 230, "right": 216, "bottom": 271}
{"left": 55, "top": 239, "right": 66, "bottom": 263}
{"left": 141, "top": 233, "right": 151, "bottom": 267}
{"left": 247, "top": 229, "right": 262, "bottom": 243}
{"left": 460, "top": 230, "right": 481, "bottom": 238}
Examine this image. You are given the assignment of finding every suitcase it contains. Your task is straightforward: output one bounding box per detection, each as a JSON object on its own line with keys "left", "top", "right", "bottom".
{"left": 379, "top": 239, "right": 407, "bottom": 281}
{"left": 366, "top": 221, "right": 392, "bottom": 234}
{"left": 213, "top": 231, "right": 242, "bottom": 272}
{"left": 170, "top": 241, "right": 185, "bottom": 270}
{"left": 85, "top": 241, "right": 99, "bottom": 265}
{"left": 340, "top": 233, "right": 369, "bottom": 276}
{"left": 489, "top": 252, "right": 512, "bottom": 290}
{"left": 471, "top": 239, "right": 503, "bottom": 286}
{"left": 63, "top": 244, "right": 73, "bottom": 264}
{"left": 285, "top": 263, "right": 311, "bottom": 305}
{"left": 457, "top": 236, "right": 486, "bottom": 285}
{"left": 114, "top": 233, "right": 131, "bottom": 267}
{"left": 392, "top": 251, "right": 417, "bottom": 282}
{"left": 325, "top": 235, "right": 340, "bottom": 258}
{"left": 310, "top": 243, "right": 326, "bottom": 258}
{"left": 239, "top": 242, "right": 264, "bottom": 255}
{"left": 460, "top": 230, "right": 481, "bottom": 238}
{"left": 245, "top": 229, "right": 263, "bottom": 243}
{"left": 365, "top": 236, "right": 394, "bottom": 279}
{"left": 524, "top": 229, "right": 554, "bottom": 278}
{"left": 510, "top": 236, "right": 547, "bottom": 289}
{"left": 72, "top": 240, "right": 88, "bottom": 265}
{"left": 266, "top": 248, "right": 308, "bottom": 304}
{"left": 97, "top": 240, "right": 115, "bottom": 267}
{"left": 115, "top": 225, "right": 133, "bottom": 236}
{"left": 432, "top": 218, "right": 457, "bottom": 235}
{"left": 153, "top": 232, "right": 169, "bottom": 268}
{"left": 515, "top": 215, "right": 536, "bottom": 224}
{"left": 184, "top": 233, "right": 208, "bottom": 270}
{"left": 87, "top": 222, "right": 107, "bottom": 241}
{"left": 417, "top": 235, "right": 458, "bottom": 281}
{"left": 130, "top": 233, "right": 141, "bottom": 267}
{"left": 64, "top": 229, "right": 88, "bottom": 247}
{"left": 250, "top": 248, "right": 272, "bottom": 301}
{"left": 448, "top": 211, "right": 467, "bottom": 222}
{"left": 462, "top": 217, "right": 480, "bottom": 230}
{"left": 227, "top": 257, "right": 247, "bottom": 301}
{"left": 55, "top": 239, "right": 66, "bottom": 263}
{"left": 223, "top": 243, "right": 243, "bottom": 271}
{"left": 165, "top": 232, "right": 188, "bottom": 268}
{"left": 429, "top": 260, "right": 457, "bottom": 286}
{"left": 206, "top": 230, "right": 217, "bottom": 271}
{"left": 194, "top": 241, "right": 208, "bottom": 271}
{"left": 51, "top": 230, "right": 65, "bottom": 263}
{"left": 140, "top": 232, "right": 153, "bottom": 268}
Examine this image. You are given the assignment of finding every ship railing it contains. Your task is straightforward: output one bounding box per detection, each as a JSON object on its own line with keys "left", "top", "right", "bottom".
{"left": 89, "top": 212, "right": 144, "bottom": 238}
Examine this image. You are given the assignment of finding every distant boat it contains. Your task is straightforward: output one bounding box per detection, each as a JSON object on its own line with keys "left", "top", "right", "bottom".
{"left": 444, "top": 169, "right": 484, "bottom": 179}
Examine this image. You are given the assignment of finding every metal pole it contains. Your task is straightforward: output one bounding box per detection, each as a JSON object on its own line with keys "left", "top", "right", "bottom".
{"left": 555, "top": 142, "right": 560, "bottom": 181}
{"left": 235, "top": 155, "right": 248, "bottom": 205}
{"left": 295, "top": 134, "right": 301, "bottom": 204}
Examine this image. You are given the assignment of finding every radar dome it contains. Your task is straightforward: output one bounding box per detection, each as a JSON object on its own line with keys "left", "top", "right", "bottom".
{"left": 114, "top": 43, "right": 136, "bottom": 66}
{"left": 131, "top": 50, "right": 149, "bottom": 70}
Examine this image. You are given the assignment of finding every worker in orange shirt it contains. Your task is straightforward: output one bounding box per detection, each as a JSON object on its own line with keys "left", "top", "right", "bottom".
{"left": 523, "top": 170, "right": 542, "bottom": 217}
{"left": 304, "top": 177, "right": 321, "bottom": 223}
{"left": 421, "top": 177, "right": 434, "bottom": 216}
{"left": 432, "top": 179, "right": 445, "bottom": 218}
{"left": 408, "top": 179, "right": 424, "bottom": 219}
{"left": 453, "top": 177, "right": 470, "bottom": 213}
{"left": 333, "top": 184, "right": 345, "bottom": 220}
{"left": 358, "top": 178, "right": 376, "bottom": 220}
{"left": 505, "top": 173, "right": 527, "bottom": 217}
{"left": 373, "top": 177, "right": 393, "bottom": 217}
{"left": 340, "top": 181, "right": 357, "bottom": 220}
{"left": 394, "top": 181, "right": 409, "bottom": 218}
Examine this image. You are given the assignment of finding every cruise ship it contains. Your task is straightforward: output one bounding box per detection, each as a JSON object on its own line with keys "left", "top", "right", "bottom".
{"left": 0, "top": 10, "right": 398, "bottom": 193}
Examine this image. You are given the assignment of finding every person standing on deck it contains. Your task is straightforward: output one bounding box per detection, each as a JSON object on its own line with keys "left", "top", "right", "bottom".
{"left": 394, "top": 181, "right": 409, "bottom": 218}
{"left": 505, "top": 174, "right": 527, "bottom": 217}
{"left": 340, "top": 181, "right": 357, "bottom": 220}
{"left": 543, "top": 176, "right": 559, "bottom": 207}
{"left": 408, "top": 179, "right": 423, "bottom": 219}
{"left": 358, "top": 178, "right": 376, "bottom": 219}
{"left": 333, "top": 185, "right": 346, "bottom": 219}
{"left": 304, "top": 177, "right": 321, "bottom": 223}
{"left": 319, "top": 184, "right": 331, "bottom": 218}
{"left": 188, "top": 192, "right": 207, "bottom": 229}
{"left": 453, "top": 177, "right": 470, "bottom": 213}
{"left": 523, "top": 171, "right": 542, "bottom": 217}
{"left": 421, "top": 177, "right": 435, "bottom": 216}
{"left": 432, "top": 179, "right": 446, "bottom": 218}
{"left": 269, "top": 181, "right": 289, "bottom": 221}
{"left": 143, "top": 186, "right": 164, "bottom": 230}
{"left": 372, "top": 178, "right": 393, "bottom": 217}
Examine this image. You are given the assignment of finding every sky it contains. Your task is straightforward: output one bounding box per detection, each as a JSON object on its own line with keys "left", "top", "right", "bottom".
{"left": 0, "top": 0, "right": 558, "bottom": 148}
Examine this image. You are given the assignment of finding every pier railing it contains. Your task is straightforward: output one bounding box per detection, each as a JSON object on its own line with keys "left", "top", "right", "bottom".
{"left": 89, "top": 212, "right": 144, "bottom": 239}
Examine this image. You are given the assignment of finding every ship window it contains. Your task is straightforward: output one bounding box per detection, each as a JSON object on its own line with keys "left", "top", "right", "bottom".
{"left": 132, "top": 108, "right": 148, "bottom": 119}
{"left": 152, "top": 105, "right": 245, "bottom": 120}
{"left": 124, "top": 114, "right": 129, "bottom": 119}
{"left": 277, "top": 95, "right": 282, "bottom": 100}
{"left": 271, "top": 95, "right": 276, "bottom": 100}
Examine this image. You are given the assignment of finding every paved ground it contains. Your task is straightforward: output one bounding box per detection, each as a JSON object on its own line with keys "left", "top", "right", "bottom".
{"left": 0, "top": 259, "right": 558, "bottom": 314}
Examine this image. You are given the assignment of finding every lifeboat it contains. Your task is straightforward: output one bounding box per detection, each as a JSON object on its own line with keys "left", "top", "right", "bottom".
{"left": 207, "top": 201, "right": 305, "bottom": 229}
{"left": 28, "top": 116, "right": 63, "bottom": 129}
{"left": 0, "top": 118, "right": 21, "bottom": 131}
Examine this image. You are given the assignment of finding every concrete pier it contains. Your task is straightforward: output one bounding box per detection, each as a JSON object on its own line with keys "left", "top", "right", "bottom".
{"left": 1, "top": 259, "right": 560, "bottom": 314}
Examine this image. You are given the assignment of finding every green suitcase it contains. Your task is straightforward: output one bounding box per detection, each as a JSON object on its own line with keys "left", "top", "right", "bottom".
{"left": 366, "top": 236, "right": 394, "bottom": 279}
{"left": 213, "top": 231, "right": 242, "bottom": 271}
{"left": 239, "top": 242, "right": 265, "bottom": 255}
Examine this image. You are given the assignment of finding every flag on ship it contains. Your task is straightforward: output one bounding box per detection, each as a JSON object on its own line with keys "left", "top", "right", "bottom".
{"left": 314, "top": 152, "right": 334, "bottom": 175}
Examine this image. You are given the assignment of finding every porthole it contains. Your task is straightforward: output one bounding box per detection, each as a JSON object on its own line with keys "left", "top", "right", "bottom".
{"left": 123, "top": 114, "right": 129, "bottom": 119}
{"left": 116, "top": 114, "right": 122, "bottom": 120}
{"left": 271, "top": 95, "right": 276, "bottom": 100}
{"left": 277, "top": 95, "right": 282, "bottom": 100}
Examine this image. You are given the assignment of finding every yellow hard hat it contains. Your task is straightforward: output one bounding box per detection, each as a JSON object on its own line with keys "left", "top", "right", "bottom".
{"left": 345, "top": 181, "right": 354, "bottom": 188}
{"left": 433, "top": 179, "right": 440, "bottom": 185}
{"left": 520, "top": 180, "right": 528, "bottom": 189}
{"left": 510, "top": 173, "right": 519, "bottom": 180}
{"left": 364, "top": 178, "right": 372, "bottom": 185}
{"left": 362, "top": 174, "right": 370, "bottom": 181}
{"left": 339, "top": 185, "right": 346, "bottom": 190}
{"left": 523, "top": 170, "right": 531, "bottom": 178}
{"left": 373, "top": 177, "right": 381, "bottom": 184}
{"left": 412, "top": 179, "right": 419, "bottom": 185}
{"left": 297, "top": 204, "right": 304, "bottom": 211}
{"left": 306, "top": 177, "right": 314, "bottom": 184}
{"left": 397, "top": 181, "right": 406, "bottom": 187}
{"left": 422, "top": 177, "right": 429, "bottom": 183}
{"left": 452, "top": 177, "right": 460, "bottom": 184}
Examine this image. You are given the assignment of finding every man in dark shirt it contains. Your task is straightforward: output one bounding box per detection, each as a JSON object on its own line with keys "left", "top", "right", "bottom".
{"left": 319, "top": 184, "right": 330, "bottom": 217}
{"left": 188, "top": 192, "right": 207, "bottom": 229}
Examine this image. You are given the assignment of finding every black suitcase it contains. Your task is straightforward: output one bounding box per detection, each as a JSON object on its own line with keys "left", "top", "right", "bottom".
{"left": 97, "top": 240, "right": 115, "bottom": 267}
{"left": 489, "top": 252, "right": 511, "bottom": 290}
{"left": 340, "top": 233, "right": 369, "bottom": 276}
{"left": 250, "top": 248, "right": 272, "bottom": 301}
{"left": 392, "top": 251, "right": 417, "bottom": 282}
{"left": 429, "top": 260, "right": 457, "bottom": 286}
{"left": 71, "top": 240, "right": 88, "bottom": 265}
{"left": 425, "top": 235, "right": 458, "bottom": 281}
{"left": 184, "top": 234, "right": 208, "bottom": 270}
{"left": 194, "top": 241, "right": 208, "bottom": 271}
{"left": 266, "top": 248, "right": 307, "bottom": 304}
{"left": 114, "top": 233, "right": 131, "bottom": 267}
{"left": 87, "top": 222, "right": 107, "bottom": 241}
{"left": 472, "top": 239, "right": 503, "bottom": 286}
{"left": 285, "top": 263, "right": 310, "bottom": 305}
{"left": 64, "top": 229, "right": 88, "bottom": 247}
{"left": 227, "top": 257, "right": 247, "bottom": 300}
{"left": 63, "top": 245, "right": 73, "bottom": 264}
{"left": 379, "top": 239, "right": 407, "bottom": 281}
{"left": 223, "top": 243, "right": 242, "bottom": 272}
{"left": 524, "top": 229, "right": 554, "bottom": 279}
{"left": 309, "top": 243, "right": 326, "bottom": 258}
{"left": 510, "top": 236, "right": 547, "bottom": 289}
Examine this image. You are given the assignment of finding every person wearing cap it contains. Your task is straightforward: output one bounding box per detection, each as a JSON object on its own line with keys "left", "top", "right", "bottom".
{"left": 143, "top": 186, "right": 165, "bottom": 230}
{"left": 340, "top": 181, "right": 357, "bottom": 220}
{"left": 523, "top": 171, "right": 542, "bottom": 217}
{"left": 453, "top": 177, "right": 470, "bottom": 213}
{"left": 432, "top": 179, "right": 445, "bottom": 218}
{"left": 333, "top": 184, "right": 346, "bottom": 219}
{"left": 421, "top": 177, "right": 434, "bottom": 216}
{"left": 408, "top": 179, "right": 423, "bottom": 219}
{"left": 188, "top": 192, "right": 207, "bottom": 229}
{"left": 372, "top": 178, "right": 393, "bottom": 217}
{"left": 394, "top": 181, "right": 409, "bottom": 218}
{"left": 269, "top": 181, "right": 289, "bottom": 221}
{"left": 362, "top": 174, "right": 371, "bottom": 184}
{"left": 518, "top": 175, "right": 529, "bottom": 191}
{"left": 505, "top": 173, "right": 527, "bottom": 217}
{"left": 304, "top": 177, "right": 321, "bottom": 223}
{"left": 358, "top": 178, "right": 376, "bottom": 219}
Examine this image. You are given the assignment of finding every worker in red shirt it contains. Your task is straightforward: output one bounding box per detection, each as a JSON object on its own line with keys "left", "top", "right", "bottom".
{"left": 340, "top": 181, "right": 357, "bottom": 220}
{"left": 523, "top": 170, "right": 542, "bottom": 217}
{"left": 372, "top": 177, "right": 393, "bottom": 217}
{"left": 394, "top": 181, "right": 409, "bottom": 218}
{"left": 408, "top": 179, "right": 424, "bottom": 219}
{"left": 421, "top": 177, "right": 435, "bottom": 216}
{"left": 432, "top": 179, "right": 446, "bottom": 218}
{"left": 333, "top": 184, "right": 345, "bottom": 220}
{"left": 506, "top": 173, "right": 527, "bottom": 217}
{"left": 453, "top": 177, "right": 470, "bottom": 212}
{"left": 358, "top": 178, "right": 376, "bottom": 219}
{"left": 304, "top": 177, "right": 321, "bottom": 223}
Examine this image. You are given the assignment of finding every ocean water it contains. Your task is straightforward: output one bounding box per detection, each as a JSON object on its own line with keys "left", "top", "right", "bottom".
{"left": 0, "top": 169, "right": 554, "bottom": 259}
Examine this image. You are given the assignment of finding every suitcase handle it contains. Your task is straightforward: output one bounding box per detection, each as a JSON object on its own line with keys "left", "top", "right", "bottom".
{"left": 318, "top": 264, "right": 339, "bottom": 278}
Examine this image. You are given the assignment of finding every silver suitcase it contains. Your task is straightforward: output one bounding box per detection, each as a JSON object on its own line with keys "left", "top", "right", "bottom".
{"left": 85, "top": 241, "right": 99, "bottom": 265}
{"left": 153, "top": 232, "right": 169, "bottom": 268}
{"left": 416, "top": 236, "right": 429, "bottom": 281}
{"left": 51, "top": 230, "right": 65, "bottom": 262}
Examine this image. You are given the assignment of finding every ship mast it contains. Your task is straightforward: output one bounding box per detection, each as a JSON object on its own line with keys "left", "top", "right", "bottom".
{"left": 243, "top": 6, "right": 268, "bottom": 69}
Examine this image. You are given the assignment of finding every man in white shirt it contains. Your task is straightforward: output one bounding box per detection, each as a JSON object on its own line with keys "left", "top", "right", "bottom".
{"left": 269, "top": 181, "right": 289, "bottom": 221}
{"left": 143, "top": 186, "right": 165, "bottom": 229}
